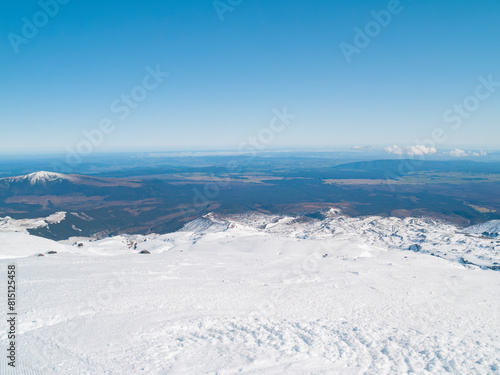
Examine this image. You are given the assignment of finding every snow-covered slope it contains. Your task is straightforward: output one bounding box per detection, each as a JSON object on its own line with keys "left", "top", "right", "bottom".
{"left": 464, "top": 220, "right": 500, "bottom": 237}
{"left": 1, "top": 209, "right": 499, "bottom": 268}
{"left": 0, "top": 232, "right": 69, "bottom": 259}
{"left": 1, "top": 210, "right": 499, "bottom": 268}
{"left": 0, "top": 212, "right": 499, "bottom": 374}
{"left": 181, "top": 211, "right": 500, "bottom": 270}
{"left": 0, "top": 212, "right": 66, "bottom": 234}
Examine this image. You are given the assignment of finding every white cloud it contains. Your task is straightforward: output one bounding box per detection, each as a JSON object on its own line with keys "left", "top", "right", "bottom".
{"left": 384, "top": 145, "right": 405, "bottom": 156}
{"left": 385, "top": 145, "right": 437, "bottom": 157}
{"left": 450, "top": 149, "right": 488, "bottom": 158}
{"left": 407, "top": 145, "right": 437, "bottom": 156}
{"left": 450, "top": 149, "right": 468, "bottom": 158}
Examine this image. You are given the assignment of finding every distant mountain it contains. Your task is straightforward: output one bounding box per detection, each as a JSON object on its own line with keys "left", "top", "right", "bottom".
{"left": 333, "top": 160, "right": 500, "bottom": 175}
{"left": 0, "top": 171, "right": 163, "bottom": 240}
{"left": 2, "top": 171, "right": 74, "bottom": 186}
{"left": 0, "top": 171, "right": 142, "bottom": 188}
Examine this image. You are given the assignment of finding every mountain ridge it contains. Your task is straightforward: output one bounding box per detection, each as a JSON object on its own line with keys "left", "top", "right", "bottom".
{"left": 2, "top": 171, "right": 73, "bottom": 185}
{"left": 2, "top": 209, "right": 498, "bottom": 270}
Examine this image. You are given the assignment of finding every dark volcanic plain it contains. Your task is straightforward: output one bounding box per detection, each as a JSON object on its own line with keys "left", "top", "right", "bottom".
{"left": 1, "top": 158, "right": 500, "bottom": 240}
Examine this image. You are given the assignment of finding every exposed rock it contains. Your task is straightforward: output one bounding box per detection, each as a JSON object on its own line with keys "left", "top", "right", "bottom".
{"left": 409, "top": 244, "right": 422, "bottom": 252}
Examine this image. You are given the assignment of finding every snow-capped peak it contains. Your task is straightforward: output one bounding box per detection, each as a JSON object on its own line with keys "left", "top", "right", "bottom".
{"left": 5, "top": 171, "right": 71, "bottom": 185}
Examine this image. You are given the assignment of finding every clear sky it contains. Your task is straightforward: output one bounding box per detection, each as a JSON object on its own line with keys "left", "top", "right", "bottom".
{"left": 1, "top": 0, "right": 499, "bottom": 154}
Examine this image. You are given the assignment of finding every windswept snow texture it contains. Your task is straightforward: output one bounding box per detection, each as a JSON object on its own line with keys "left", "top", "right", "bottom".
{"left": 0, "top": 212, "right": 499, "bottom": 374}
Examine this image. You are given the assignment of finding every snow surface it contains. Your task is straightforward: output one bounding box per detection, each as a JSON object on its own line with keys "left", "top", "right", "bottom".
{"left": 0, "top": 212, "right": 499, "bottom": 374}
{"left": 0, "top": 232, "right": 69, "bottom": 259}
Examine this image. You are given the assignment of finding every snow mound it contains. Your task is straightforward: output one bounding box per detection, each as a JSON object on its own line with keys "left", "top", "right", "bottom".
{"left": 181, "top": 213, "right": 230, "bottom": 233}
{"left": 464, "top": 220, "right": 500, "bottom": 237}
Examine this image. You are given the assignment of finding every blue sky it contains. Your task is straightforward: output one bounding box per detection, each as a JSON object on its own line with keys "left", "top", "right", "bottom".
{"left": 1, "top": 0, "right": 499, "bottom": 154}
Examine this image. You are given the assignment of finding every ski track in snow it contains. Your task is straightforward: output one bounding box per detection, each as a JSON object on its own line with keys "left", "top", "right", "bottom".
{"left": 0, "top": 211, "right": 499, "bottom": 374}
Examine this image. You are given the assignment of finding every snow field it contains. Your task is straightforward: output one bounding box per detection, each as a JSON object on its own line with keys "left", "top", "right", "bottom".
{"left": 0, "top": 229, "right": 499, "bottom": 374}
